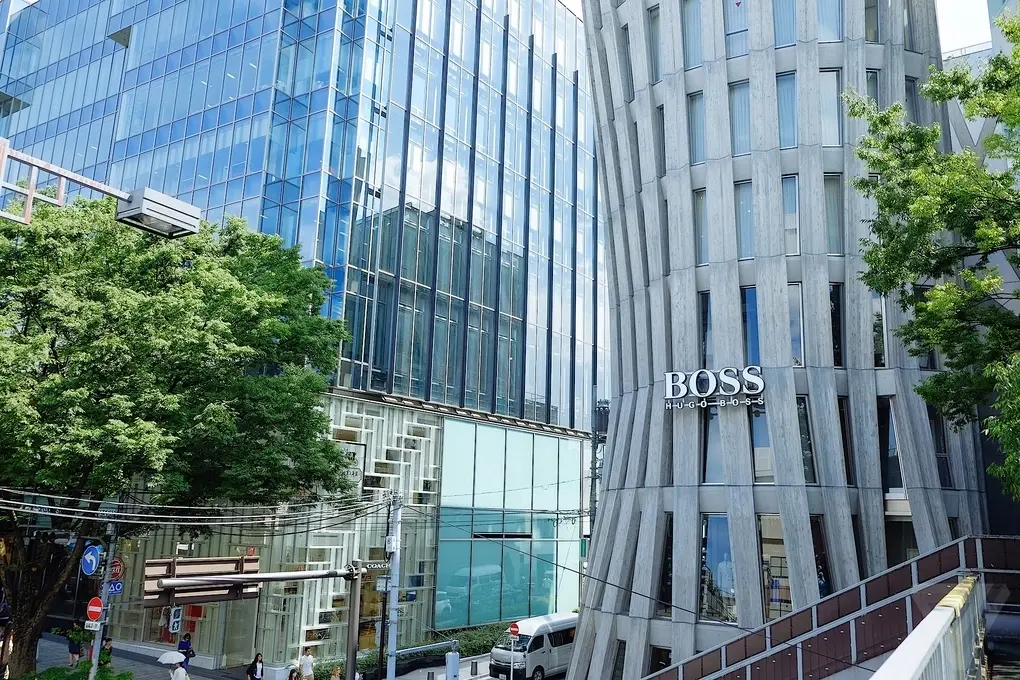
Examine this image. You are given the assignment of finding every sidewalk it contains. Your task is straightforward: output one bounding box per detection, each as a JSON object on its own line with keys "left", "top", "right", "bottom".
{"left": 36, "top": 637, "right": 242, "bottom": 680}
{"left": 36, "top": 638, "right": 489, "bottom": 680}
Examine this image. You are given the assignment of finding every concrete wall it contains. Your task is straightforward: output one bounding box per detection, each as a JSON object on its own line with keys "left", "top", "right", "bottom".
{"left": 569, "top": 0, "right": 987, "bottom": 678}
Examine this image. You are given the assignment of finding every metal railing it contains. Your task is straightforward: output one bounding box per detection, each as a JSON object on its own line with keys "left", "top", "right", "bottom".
{"left": 871, "top": 576, "right": 984, "bottom": 680}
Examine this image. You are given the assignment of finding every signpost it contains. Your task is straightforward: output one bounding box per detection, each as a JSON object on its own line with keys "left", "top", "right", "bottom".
{"left": 106, "top": 581, "right": 124, "bottom": 596}
{"left": 509, "top": 622, "right": 519, "bottom": 640}
{"left": 81, "top": 545, "right": 102, "bottom": 577}
{"left": 86, "top": 597, "right": 103, "bottom": 622}
{"left": 111, "top": 558, "right": 124, "bottom": 581}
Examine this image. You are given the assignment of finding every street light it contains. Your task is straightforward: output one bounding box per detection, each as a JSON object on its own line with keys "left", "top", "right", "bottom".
{"left": 0, "top": 138, "right": 200, "bottom": 237}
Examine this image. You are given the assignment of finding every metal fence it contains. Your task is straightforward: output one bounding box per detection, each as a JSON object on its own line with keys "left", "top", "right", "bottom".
{"left": 871, "top": 576, "right": 983, "bottom": 680}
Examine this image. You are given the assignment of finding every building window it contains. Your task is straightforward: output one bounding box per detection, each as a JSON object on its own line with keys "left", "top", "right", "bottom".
{"left": 654, "top": 105, "right": 666, "bottom": 178}
{"left": 620, "top": 25, "right": 635, "bottom": 102}
{"left": 928, "top": 404, "right": 953, "bottom": 489}
{"left": 702, "top": 406, "right": 723, "bottom": 484}
{"left": 729, "top": 81, "right": 751, "bottom": 156}
{"left": 683, "top": 0, "right": 702, "bottom": 69}
{"left": 796, "top": 396, "right": 819, "bottom": 484}
{"left": 878, "top": 396, "right": 902, "bottom": 492}
{"left": 742, "top": 286, "right": 760, "bottom": 365}
{"left": 903, "top": 2, "right": 915, "bottom": 51}
{"left": 611, "top": 642, "right": 627, "bottom": 680}
{"left": 688, "top": 92, "right": 706, "bottom": 164}
{"left": 867, "top": 69, "right": 881, "bottom": 105}
{"left": 886, "top": 519, "right": 919, "bottom": 566}
{"left": 811, "top": 516, "right": 833, "bottom": 597}
{"left": 821, "top": 70, "right": 842, "bottom": 146}
{"left": 913, "top": 286, "right": 938, "bottom": 369}
{"left": 905, "top": 77, "right": 919, "bottom": 123}
{"left": 750, "top": 404, "right": 774, "bottom": 484}
{"left": 949, "top": 517, "right": 960, "bottom": 540}
{"left": 873, "top": 291, "right": 887, "bottom": 367}
{"left": 735, "top": 181, "right": 754, "bottom": 259}
{"left": 700, "top": 291, "right": 712, "bottom": 368}
{"left": 777, "top": 73, "right": 797, "bottom": 148}
{"left": 657, "top": 513, "right": 673, "bottom": 616}
{"left": 818, "top": 0, "right": 843, "bottom": 42}
{"left": 838, "top": 396, "right": 856, "bottom": 486}
{"left": 865, "top": 0, "right": 880, "bottom": 42}
{"left": 724, "top": 0, "right": 749, "bottom": 57}
{"left": 824, "top": 174, "right": 844, "bottom": 254}
{"left": 759, "top": 515, "right": 792, "bottom": 621}
{"left": 694, "top": 189, "right": 708, "bottom": 264}
{"left": 699, "top": 515, "right": 737, "bottom": 622}
{"left": 648, "top": 6, "right": 662, "bottom": 83}
{"left": 649, "top": 647, "right": 672, "bottom": 673}
{"left": 852, "top": 515, "right": 868, "bottom": 578}
{"left": 789, "top": 283, "right": 804, "bottom": 366}
{"left": 830, "top": 283, "right": 844, "bottom": 366}
{"left": 782, "top": 175, "right": 799, "bottom": 254}
{"left": 774, "top": 0, "right": 796, "bottom": 47}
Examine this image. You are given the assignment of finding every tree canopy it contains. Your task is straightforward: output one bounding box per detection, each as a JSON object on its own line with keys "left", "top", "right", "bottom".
{"left": 0, "top": 197, "right": 353, "bottom": 674}
{"left": 848, "top": 15, "right": 1020, "bottom": 500}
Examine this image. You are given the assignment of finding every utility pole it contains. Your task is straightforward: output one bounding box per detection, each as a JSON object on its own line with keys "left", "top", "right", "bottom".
{"left": 87, "top": 520, "right": 118, "bottom": 680}
{"left": 385, "top": 492, "right": 402, "bottom": 680}
{"left": 343, "top": 558, "right": 363, "bottom": 680}
{"left": 376, "top": 501, "right": 392, "bottom": 680}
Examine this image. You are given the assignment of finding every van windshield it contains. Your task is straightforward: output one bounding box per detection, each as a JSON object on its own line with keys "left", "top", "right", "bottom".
{"left": 493, "top": 632, "right": 531, "bottom": 652}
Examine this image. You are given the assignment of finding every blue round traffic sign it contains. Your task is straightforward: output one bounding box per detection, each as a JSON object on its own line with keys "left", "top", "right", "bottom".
{"left": 81, "top": 545, "right": 102, "bottom": 576}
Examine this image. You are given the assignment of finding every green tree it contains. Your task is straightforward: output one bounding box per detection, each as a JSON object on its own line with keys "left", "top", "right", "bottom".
{"left": 847, "top": 15, "right": 1020, "bottom": 500}
{"left": 0, "top": 197, "right": 353, "bottom": 676}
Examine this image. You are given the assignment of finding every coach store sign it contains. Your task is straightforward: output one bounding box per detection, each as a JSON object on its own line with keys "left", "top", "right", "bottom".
{"left": 663, "top": 366, "right": 764, "bottom": 410}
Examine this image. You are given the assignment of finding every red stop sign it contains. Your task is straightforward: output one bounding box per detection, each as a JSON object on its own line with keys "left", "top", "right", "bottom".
{"left": 111, "top": 558, "right": 124, "bottom": 581}
{"left": 509, "top": 622, "right": 519, "bottom": 637}
{"left": 86, "top": 597, "right": 103, "bottom": 621}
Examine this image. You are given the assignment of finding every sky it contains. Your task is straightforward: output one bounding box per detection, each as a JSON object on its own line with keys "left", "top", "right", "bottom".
{"left": 937, "top": 0, "right": 993, "bottom": 52}
{"left": 560, "top": 0, "right": 992, "bottom": 55}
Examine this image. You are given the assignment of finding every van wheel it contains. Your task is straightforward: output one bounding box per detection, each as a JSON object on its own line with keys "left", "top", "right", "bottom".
{"left": 531, "top": 667, "right": 545, "bottom": 680}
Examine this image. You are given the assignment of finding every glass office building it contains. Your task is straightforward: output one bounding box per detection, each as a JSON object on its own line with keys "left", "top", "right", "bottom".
{"left": 0, "top": 0, "right": 606, "bottom": 429}
{"left": 0, "top": 0, "right": 607, "bottom": 670}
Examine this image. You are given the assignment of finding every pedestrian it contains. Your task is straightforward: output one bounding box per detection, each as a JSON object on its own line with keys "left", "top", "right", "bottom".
{"left": 98, "top": 638, "right": 113, "bottom": 668}
{"left": 298, "top": 647, "right": 315, "bottom": 680}
{"left": 177, "top": 633, "right": 194, "bottom": 668}
{"left": 246, "top": 653, "right": 265, "bottom": 680}
{"left": 66, "top": 620, "right": 83, "bottom": 667}
{"left": 329, "top": 666, "right": 340, "bottom": 680}
{"left": 170, "top": 661, "right": 187, "bottom": 680}
{"left": 287, "top": 669, "right": 301, "bottom": 680}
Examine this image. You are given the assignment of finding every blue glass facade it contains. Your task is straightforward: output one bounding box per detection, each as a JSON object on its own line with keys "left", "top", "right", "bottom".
{"left": 0, "top": 0, "right": 608, "bottom": 429}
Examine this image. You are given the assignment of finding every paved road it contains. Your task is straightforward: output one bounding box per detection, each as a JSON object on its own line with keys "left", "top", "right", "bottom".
{"left": 36, "top": 638, "right": 490, "bottom": 680}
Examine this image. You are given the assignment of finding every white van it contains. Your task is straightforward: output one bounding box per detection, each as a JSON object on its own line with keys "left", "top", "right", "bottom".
{"left": 489, "top": 613, "right": 578, "bottom": 680}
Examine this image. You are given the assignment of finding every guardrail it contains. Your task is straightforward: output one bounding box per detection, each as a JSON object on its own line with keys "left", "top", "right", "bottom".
{"left": 643, "top": 536, "right": 1020, "bottom": 680}
{"left": 871, "top": 576, "right": 983, "bottom": 680}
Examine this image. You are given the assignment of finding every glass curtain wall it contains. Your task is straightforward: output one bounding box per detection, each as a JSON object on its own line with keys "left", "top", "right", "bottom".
{"left": 437, "top": 418, "right": 584, "bottom": 629}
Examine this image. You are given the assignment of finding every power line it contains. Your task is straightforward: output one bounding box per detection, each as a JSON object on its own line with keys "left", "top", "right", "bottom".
{"left": 406, "top": 506, "right": 880, "bottom": 676}
{"left": 0, "top": 486, "right": 359, "bottom": 512}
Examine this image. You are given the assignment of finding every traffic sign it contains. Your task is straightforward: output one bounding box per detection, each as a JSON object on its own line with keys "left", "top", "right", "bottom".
{"left": 509, "top": 622, "right": 520, "bottom": 637}
{"left": 81, "top": 545, "right": 102, "bottom": 577}
{"left": 86, "top": 597, "right": 103, "bottom": 621}
{"left": 83, "top": 621, "right": 101, "bottom": 632}
{"left": 107, "top": 581, "right": 124, "bottom": 596}
{"left": 111, "top": 557, "right": 124, "bottom": 580}
{"left": 168, "top": 606, "right": 183, "bottom": 634}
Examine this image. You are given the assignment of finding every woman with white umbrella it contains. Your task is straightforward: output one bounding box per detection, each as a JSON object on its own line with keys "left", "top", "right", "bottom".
{"left": 157, "top": 651, "right": 188, "bottom": 680}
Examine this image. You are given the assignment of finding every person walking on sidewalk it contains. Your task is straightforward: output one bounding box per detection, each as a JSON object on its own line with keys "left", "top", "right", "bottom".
{"left": 66, "top": 621, "right": 83, "bottom": 667}
{"left": 170, "top": 661, "right": 187, "bottom": 680}
{"left": 298, "top": 648, "right": 315, "bottom": 680}
{"left": 246, "top": 653, "right": 265, "bottom": 680}
{"left": 98, "top": 638, "right": 113, "bottom": 668}
{"left": 177, "top": 633, "right": 194, "bottom": 669}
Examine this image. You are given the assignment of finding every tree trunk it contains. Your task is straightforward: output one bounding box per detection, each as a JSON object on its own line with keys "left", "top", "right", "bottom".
{"left": 6, "top": 612, "right": 45, "bottom": 679}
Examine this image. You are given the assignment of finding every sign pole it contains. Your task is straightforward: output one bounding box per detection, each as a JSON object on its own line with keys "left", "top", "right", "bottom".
{"left": 385, "top": 493, "right": 402, "bottom": 680}
{"left": 344, "top": 559, "right": 362, "bottom": 680}
{"left": 87, "top": 520, "right": 117, "bottom": 680}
